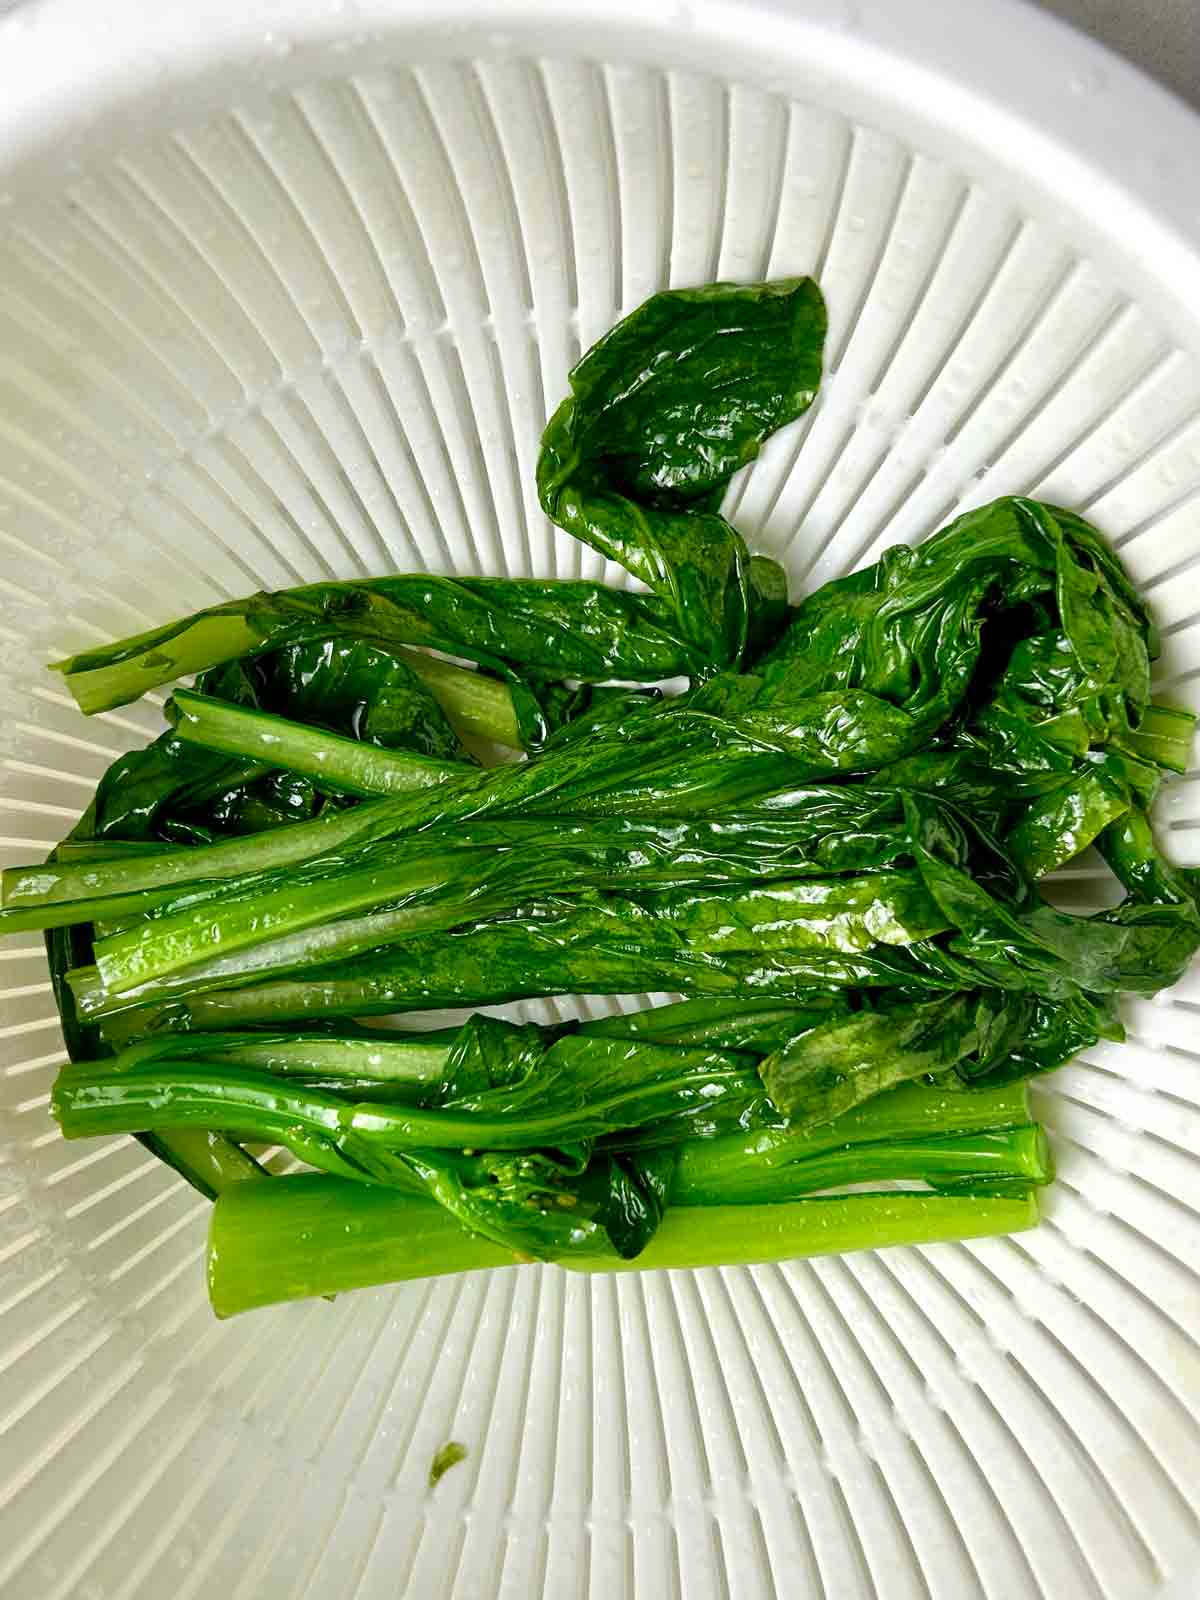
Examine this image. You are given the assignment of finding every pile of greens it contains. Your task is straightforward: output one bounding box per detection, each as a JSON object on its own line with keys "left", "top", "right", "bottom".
{"left": 7, "top": 277, "right": 1197, "bottom": 1318}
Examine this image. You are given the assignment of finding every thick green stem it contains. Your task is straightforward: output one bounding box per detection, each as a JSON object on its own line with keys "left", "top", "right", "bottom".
{"left": 53, "top": 613, "right": 521, "bottom": 736}
{"left": 2, "top": 793, "right": 416, "bottom": 912}
{"left": 81, "top": 807, "right": 934, "bottom": 1000}
{"left": 207, "top": 1176, "right": 1040, "bottom": 1316}
{"left": 1116, "top": 703, "right": 1196, "bottom": 775}
{"left": 397, "top": 649, "right": 520, "bottom": 748}
{"left": 57, "top": 617, "right": 521, "bottom": 736}
{"left": 58, "top": 612, "right": 267, "bottom": 716}
{"left": 72, "top": 895, "right": 513, "bottom": 1017}
{"left": 53, "top": 839, "right": 185, "bottom": 863}
{"left": 144, "top": 1129, "right": 269, "bottom": 1199}
{"left": 79, "top": 1038, "right": 1032, "bottom": 1176}
{"left": 117, "top": 1029, "right": 455, "bottom": 1087}
{"left": 54, "top": 1062, "right": 349, "bottom": 1146}
{"left": 2, "top": 707, "right": 817, "bottom": 925}
{"left": 171, "top": 689, "right": 461, "bottom": 799}
{"left": 671, "top": 1124, "right": 1051, "bottom": 1205}
{"left": 571, "top": 1189, "right": 1041, "bottom": 1272}
{"left": 90, "top": 850, "right": 492, "bottom": 996}
{"left": 50, "top": 579, "right": 694, "bottom": 719}
{"left": 1, "top": 884, "right": 196, "bottom": 934}
{"left": 52, "top": 1057, "right": 754, "bottom": 1153}
{"left": 581, "top": 997, "right": 828, "bottom": 1053}
{"left": 665, "top": 1078, "right": 1030, "bottom": 1195}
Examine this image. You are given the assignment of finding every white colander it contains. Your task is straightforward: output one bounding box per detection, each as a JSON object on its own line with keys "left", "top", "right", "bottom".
{"left": 2, "top": 2, "right": 1199, "bottom": 1596}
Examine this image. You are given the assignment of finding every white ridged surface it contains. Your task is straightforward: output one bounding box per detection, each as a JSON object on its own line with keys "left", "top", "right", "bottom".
{"left": 1, "top": 3, "right": 1200, "bottom": 1596}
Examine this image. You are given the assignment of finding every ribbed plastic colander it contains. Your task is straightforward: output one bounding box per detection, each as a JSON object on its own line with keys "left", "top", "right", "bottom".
{"left": 2, "top": 2, "right": 1199, "bottom": 1596}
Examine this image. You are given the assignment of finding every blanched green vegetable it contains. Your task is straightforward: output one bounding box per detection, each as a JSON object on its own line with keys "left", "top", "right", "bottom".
{"left": 538, "top": 278, "right": 824, "bottom": 667}
{"left": 205, "top": 1179, "right": 1041, "bottom": 1316}
{"left": 35, "top": 632, "right": 473, "bottom": 1199}
{"left": 40, "top": 844, "right": 269, "bottom": 1202}
{"left": 903, "top": 792, "right": 1200, "bottom": 1000}
{"left": 53, "top": 1021, "right": 755, "bottom": 1258}
{"left": 56, "top": 1003, "right": 1054, "bottom": 1261}
{"left": 77, "top": 794, "right": 925, "bottom": 999}
{"left": 758, "top": 990, "right": 1026, "bottom": 1122}
{"left": 14, "top": 269, "right": 1199, "bottom": 1314}
{"left": 666, "top": 1077, "right": 1031, "bottom": 1195}
{"left": 86, "top": 637, "right": 469, "bottom": 849}
{"left": 36, "top": 492, "right": 1185, "bottom": 914}
{"left": 76, "top": 789, "right": 1194, "bottom": 1034}
{"left": 67, "top": 870, "right": 955, "bottom": 1030}
{"left": 53, "top": 571, "right": 760, "bottom": 720}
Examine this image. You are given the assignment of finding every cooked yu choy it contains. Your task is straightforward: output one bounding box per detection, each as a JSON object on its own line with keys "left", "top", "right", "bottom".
{"left": 2, "top": 275, "right": 1194, "bottom": 1316}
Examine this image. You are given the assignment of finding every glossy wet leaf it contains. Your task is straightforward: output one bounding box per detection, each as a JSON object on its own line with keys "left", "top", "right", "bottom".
{"left": 538, "top": 279, "right": 825, "bottom": 668}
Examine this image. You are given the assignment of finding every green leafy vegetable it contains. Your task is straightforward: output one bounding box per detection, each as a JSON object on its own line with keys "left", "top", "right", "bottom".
{"left": 206, "top": 1178, "right": 1041, "bottom": 1316}
{"left": 66, "top": 869, "right": 955, "bottom": 1029}
{"left": 76, "top": 796, "right": 925, "bottom": 1000}
{"left": 758, "top": 990, "right": 1027, "bottom": 1123}
{"left": 52, "top": 573, "right": 756, "bottom": 719}
{"left": 9, "top": 269, "right": 1197, "bottom": 1316}
{"left": 40, "top": 840, "right": 269, "bottom": 1201}
{"left": 87, "top": 637, "right": 469, "bottom": 848}
{"left": 538, "top": 278, "right": 824, "bottom": 667}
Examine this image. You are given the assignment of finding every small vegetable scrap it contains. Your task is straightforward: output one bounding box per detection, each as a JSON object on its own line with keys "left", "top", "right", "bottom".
{"left": 429, "top": 1441, "right": 468, "bottom": 1488}
{"left": 5, "top": 277, "right": 1196, "bottom": 1317}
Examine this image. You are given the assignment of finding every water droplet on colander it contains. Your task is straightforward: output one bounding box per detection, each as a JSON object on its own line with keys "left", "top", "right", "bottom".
{"left": 1068, "top": 66, "right": 1107, "bottom": 97}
